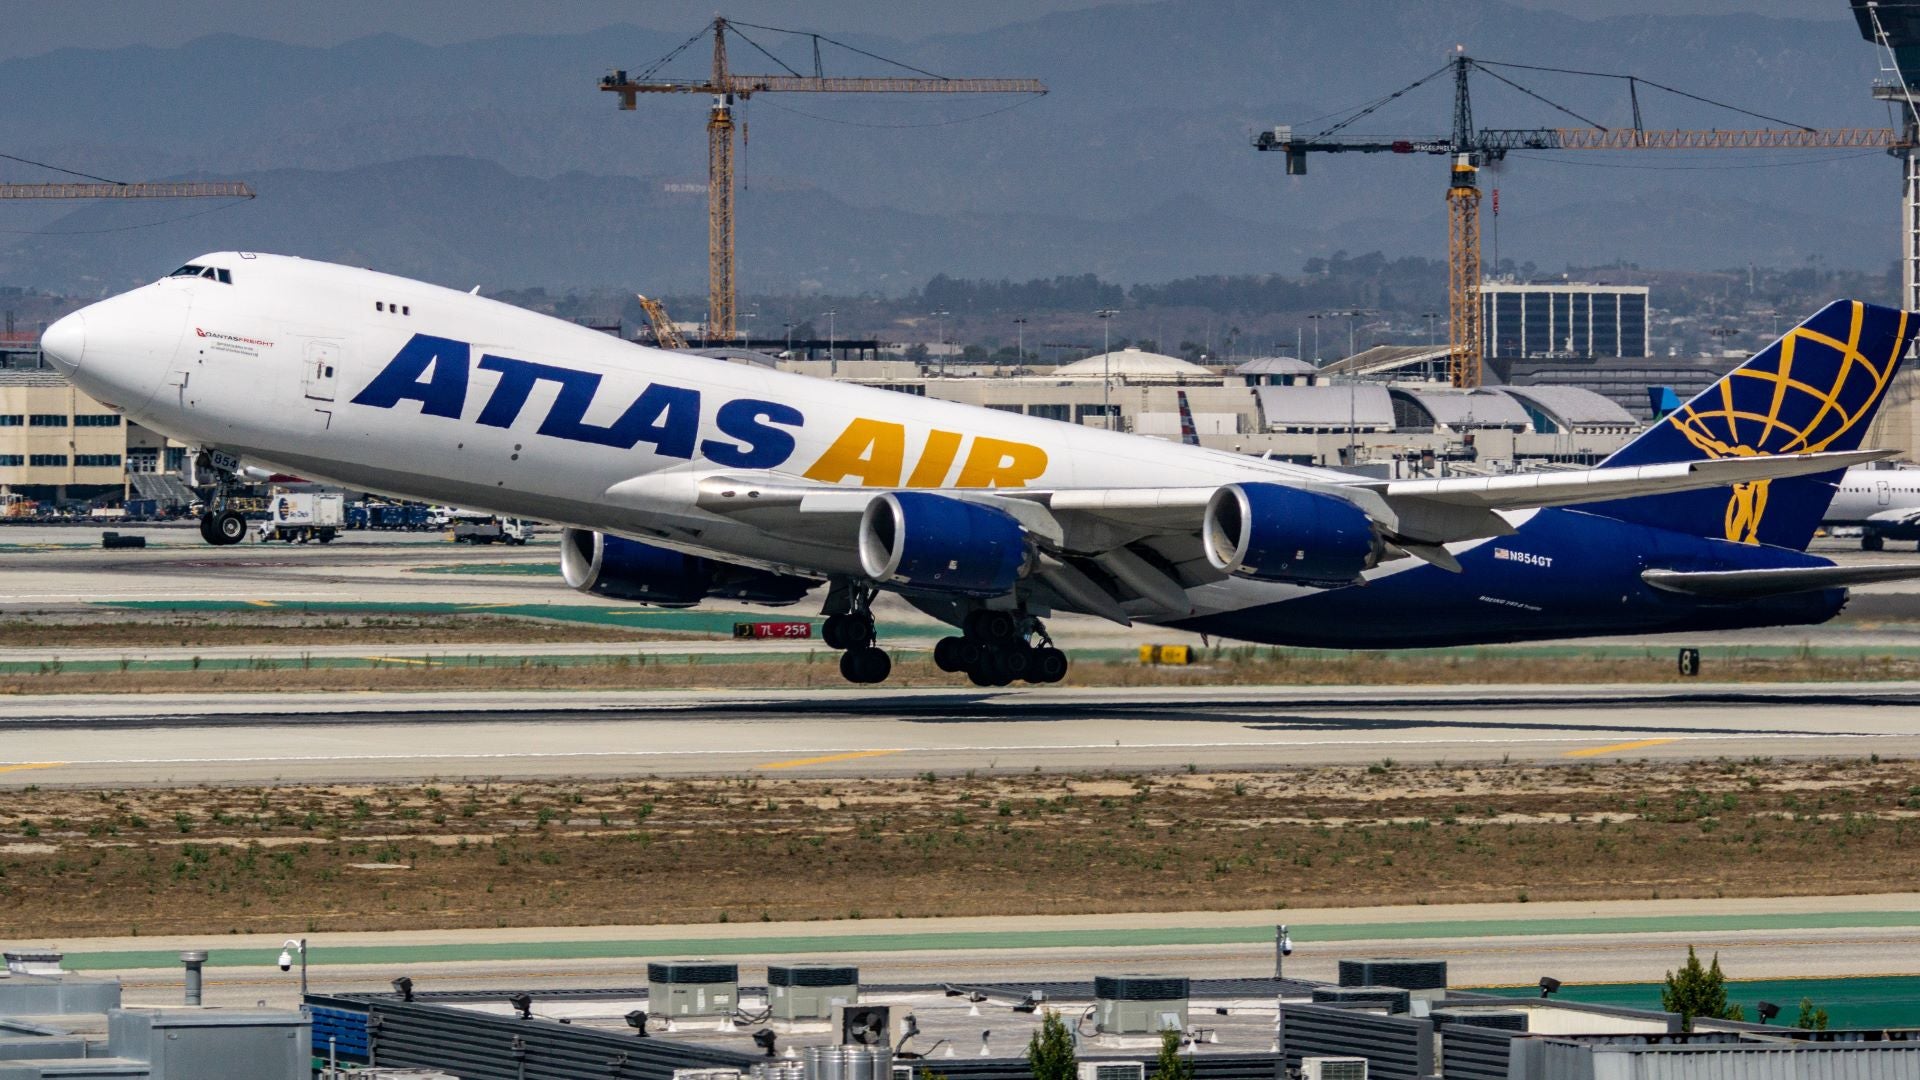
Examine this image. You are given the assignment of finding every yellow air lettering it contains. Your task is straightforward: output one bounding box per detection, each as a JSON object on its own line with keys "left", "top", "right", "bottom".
{"left": 802, "top": 418, "right": 905, "bottom": 486}
{"left": 955, "top": 436, "right": 1048, "bottom": 488}
{"left": 905, "top": 429, "right": 963, "bottom": 488}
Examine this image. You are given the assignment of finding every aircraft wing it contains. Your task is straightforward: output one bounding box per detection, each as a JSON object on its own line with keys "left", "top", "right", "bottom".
{"left": 605, "top": 449, "right": 1891, "bottom": 624}
{"left": 1642, "top": 563, "right": 1920, "bottom": 599}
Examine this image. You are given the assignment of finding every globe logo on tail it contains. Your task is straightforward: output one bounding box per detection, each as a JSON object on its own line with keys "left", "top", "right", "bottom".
{"left": 1664, "top": 301, "right": 1906, "bottom": 543}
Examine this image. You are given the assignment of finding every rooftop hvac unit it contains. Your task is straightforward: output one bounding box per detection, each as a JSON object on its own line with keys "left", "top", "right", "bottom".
{"left": 1078, "top": 1062, "right": 1146, "bottom": 1080}
{"left": 1336, "top": 958, "right": 1446, "bottom": 991}
{"left": 769, "top": 963, "right": 859, "bottom": 1022}
{"left": 1094, "top": 975, "right": 1189, "bottom": 1036}
{"left": 648, "top": 960, "right": 739, "bottom": 1018}
{"left": 1300, "top": 1058, "right": 1368, "bottom": 1080}
{"left": 833, "top": 1003, "right": 912, "bottom": 1049}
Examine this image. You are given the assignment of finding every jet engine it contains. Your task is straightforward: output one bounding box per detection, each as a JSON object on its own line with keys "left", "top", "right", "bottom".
{"left": 559, "top": 528, "right": 814, "bottom": 607}
{"left": 858, "top": 491, "right": 1028, "bottom": 596}
{"left": 1202, "top": 482, "right": 1380, "bottom": 587}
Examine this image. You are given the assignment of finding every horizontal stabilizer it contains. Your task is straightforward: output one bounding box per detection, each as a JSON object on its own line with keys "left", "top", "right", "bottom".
{"left": 1642, "top": 563, "right": 1920, "bottom": 599}
{"left": 1375, "top": 449, "right": 1894, "bottom": 512}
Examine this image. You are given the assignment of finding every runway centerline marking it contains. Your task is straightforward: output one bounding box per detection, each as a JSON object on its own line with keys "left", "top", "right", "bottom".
{"left": 756, "top": 749, "right": 903, "bottom": 770}
{"left": 1564, "top": 738, "right": 1679, "bottom": 758}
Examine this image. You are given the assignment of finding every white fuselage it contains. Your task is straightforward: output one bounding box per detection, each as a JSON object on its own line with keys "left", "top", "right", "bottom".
{"left": 1824, "top": 465, "right": 1920, "bottom": 524}
{"left": 41, "top": 253, "right": 1348, "bottom": 610}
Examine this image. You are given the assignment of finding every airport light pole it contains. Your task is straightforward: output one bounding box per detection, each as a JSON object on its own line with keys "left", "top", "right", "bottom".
{"left": 1012, "top": 317, "right": 1028, "bottom": 364}
{"left": 1095, "top": 309, "right": 1119, "bottom": 428}
{"left": 783, "top": 321, "right": 793, "bottom": 357}
{"left": 930, "top": 310, "right": 951, "bottom": 375}
{"left": 823, "top": 310, "right": 837, "bottom": 374}
{"left": 1307, "top": 313, "right": 1323, "bottom": 365}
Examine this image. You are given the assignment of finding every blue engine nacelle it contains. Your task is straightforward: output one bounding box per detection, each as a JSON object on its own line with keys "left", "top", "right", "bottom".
{"left": 559, "top": 528, "right": 814, "bottom": 607}
{"left": 1202, "top": 482, "right": 1380, "bottom": 587}
{"left": 857, "top": 491, "right": 1029, "bottom": 596}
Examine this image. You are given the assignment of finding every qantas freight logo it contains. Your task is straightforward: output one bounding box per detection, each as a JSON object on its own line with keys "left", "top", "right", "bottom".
{"left": 349, "top": 333, "right": 1048, "bottom": 487}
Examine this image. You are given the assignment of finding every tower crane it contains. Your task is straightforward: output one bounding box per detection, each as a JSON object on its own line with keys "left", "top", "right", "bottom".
{"left": 601, "top": 17, "right": 1045, "bottom": 343}
{"left": 1256, "top": 55, "right": 1906, "bottom": 389}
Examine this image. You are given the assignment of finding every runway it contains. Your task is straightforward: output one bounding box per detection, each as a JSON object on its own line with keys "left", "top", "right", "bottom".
{"left": 6, "top": 682, "right": 1920, "bottom": 786}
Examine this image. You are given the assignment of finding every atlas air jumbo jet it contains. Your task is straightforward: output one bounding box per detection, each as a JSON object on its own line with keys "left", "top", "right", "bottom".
{"left": 38, "top": 253, "right": 1920, "bottom": 686}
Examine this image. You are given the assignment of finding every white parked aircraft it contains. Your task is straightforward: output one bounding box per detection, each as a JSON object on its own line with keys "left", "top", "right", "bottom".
{"left": 38, "top": 254, "right": 1920, "bottom": 685}
{"left": 1824, "top": 464, "right": 1920, "bottom": 550}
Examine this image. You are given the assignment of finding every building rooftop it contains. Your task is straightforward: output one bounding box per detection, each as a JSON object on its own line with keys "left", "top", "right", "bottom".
{"left": 1497, "top": 385, "right": 1637, "bottom": 429}
{"left": 1054, "top": 348, "right": 1212, "bottom": 379}
{"left": 1233, "top": 356, "right": 1316, "bottom": 376}
{"left": 1253, "top": 384, "right": 1394, "bottom": 431}
{"left": 1392, "top": 388, "right": 1533, "bottom": 431}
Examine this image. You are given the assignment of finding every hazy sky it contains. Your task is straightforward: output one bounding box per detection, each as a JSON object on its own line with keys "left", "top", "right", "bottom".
{"left": 0, "top": 0, "right": 1847, "bottom": 59}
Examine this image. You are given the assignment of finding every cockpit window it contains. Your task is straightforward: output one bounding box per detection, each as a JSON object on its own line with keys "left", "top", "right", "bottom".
{"left": 166, "top": 264, "right": 233, "bottom": 284}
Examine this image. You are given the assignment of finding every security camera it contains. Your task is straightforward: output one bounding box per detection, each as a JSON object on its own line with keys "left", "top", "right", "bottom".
{"left": 277, "top": 951, "right": 293, "bottom": 972}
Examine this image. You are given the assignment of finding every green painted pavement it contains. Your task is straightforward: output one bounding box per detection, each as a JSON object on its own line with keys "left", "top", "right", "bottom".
{"left": 60, "top": 909, "right": 1920, "bottom": 973}
{"left": 94, "top": 601, "right": 941, "bottom": 639}
{"left": 1482, "top": 975, "right": 1920, "bottom": 1031}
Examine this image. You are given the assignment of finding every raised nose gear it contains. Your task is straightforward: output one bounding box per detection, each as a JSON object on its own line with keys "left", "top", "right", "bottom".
{"left": 934, "top": 607, "right": 1068, "bottom": 687}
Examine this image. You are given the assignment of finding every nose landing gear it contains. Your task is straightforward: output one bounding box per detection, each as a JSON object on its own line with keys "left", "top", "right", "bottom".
{"left": 194, "top": 451, "right": 248, "bottom": 546}
{"left": 934, "top": 608, "right": 1068, "bottom": 687}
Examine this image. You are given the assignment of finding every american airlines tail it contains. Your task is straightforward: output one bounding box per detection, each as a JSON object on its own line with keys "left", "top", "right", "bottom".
{"left": 1581, "top": 300, "right": 1914, "bottom": 550}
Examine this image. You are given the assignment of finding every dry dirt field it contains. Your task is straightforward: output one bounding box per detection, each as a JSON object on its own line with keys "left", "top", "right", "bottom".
{"left": 3, "top": 758, "right": 1917, "bottom": 937}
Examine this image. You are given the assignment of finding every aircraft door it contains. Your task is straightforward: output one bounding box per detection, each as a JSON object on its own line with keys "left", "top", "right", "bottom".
{"left": 1878, "top": 480, "right": 1892, "bottom": 507}
{"left": 303, "top": 340, "right": 341, "bottom": 401}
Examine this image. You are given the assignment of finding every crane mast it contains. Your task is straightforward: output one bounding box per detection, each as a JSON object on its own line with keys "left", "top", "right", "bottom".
{"left": 601, "top": 17, "right": 1045, "bottom": 343}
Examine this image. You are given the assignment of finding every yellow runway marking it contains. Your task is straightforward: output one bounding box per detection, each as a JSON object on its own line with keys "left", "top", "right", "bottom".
{"left": 1564, "top": 738, "right": 1677, "bottom": 758}
{"left": 0, "top": 762, "right": 65, "bottom": 774}
{"left": 363, "top": 656, "right": 432, "bottom": 666}
{"left": 245, "top": 600, "right": 277, "bottom": 608}
{"left": 756, "top": 749, "right": 902, "bottom": 771}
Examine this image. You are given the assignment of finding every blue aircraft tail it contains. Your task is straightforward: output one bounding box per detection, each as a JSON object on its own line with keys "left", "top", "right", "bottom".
{"left": 1583, "top": 299, "right": 1916, "bottom": 550}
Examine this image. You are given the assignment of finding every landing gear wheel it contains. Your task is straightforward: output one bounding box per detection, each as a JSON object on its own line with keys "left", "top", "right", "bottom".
{"left": 214, "top": 511, "right": 247, "bottom": 545}
{"left": 1031, "top": 647, "right": 1069, "bottom": 684}
{"left": 839, "top": 646, "right": 892, "bottom": 685}
{"left": 933, "top": 636, "right": 970, "bottom": 673}
{"left": 964, "top": 609, "right": 1019, "bottom": 645}
{"left": 198, "top": 514, "right": 219, "bottom": 544}
{"left": 1864, "top": 533, "right": 1885, "bottom": 552}
{"left": 823, "top": 612, "right": 875, "bottom": 651}
{"left": 1001, "top": 647, "right": 1033, "bottom": 682}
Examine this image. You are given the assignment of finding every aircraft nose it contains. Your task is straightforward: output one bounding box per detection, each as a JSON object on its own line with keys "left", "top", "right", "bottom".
{"left": 40, "top": 311, "right": 86, "bottom": 375}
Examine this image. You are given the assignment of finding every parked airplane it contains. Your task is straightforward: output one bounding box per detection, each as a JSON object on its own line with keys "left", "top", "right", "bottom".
{"left": 1824, "top": 464, "right": 1920, "bottom": 550}
{"left": 38, "top": 254, "right": 1920, "bottom": 685}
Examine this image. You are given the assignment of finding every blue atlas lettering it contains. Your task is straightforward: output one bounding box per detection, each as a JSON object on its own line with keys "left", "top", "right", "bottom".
{"left": 701, "top": 398, "right": 803, "bottom": 468}
{"left": 475, "top": 355, "right": 599, "bottom": 430}
{"left": 350, "top": 333, "right": 470, "bottom": 419}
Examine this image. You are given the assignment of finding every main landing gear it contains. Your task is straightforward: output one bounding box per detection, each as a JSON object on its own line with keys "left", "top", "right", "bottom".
{"left": 823, "top": 584, "right": 891, "bottom": 685}
{"left": 933, "top": 608, "right": 1068, "bottom": 688}
{"left": 194, "top": 452, "right": 247, "bottom": 546}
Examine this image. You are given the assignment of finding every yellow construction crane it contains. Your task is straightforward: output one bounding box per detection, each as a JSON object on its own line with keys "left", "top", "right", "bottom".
{"left": 1257, "top": 56, "right": 1907, "bottom": 388}
{"left": 601, "top": 17, "right": 1044, "bottom": 343}
{"left": 635, "top": 293, "right": 689, "bottom": 350}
